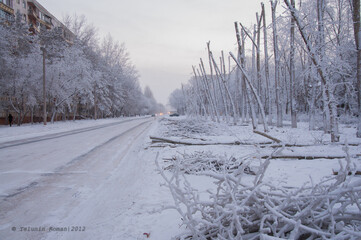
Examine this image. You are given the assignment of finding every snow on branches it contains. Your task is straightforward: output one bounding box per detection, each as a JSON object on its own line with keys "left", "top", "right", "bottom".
{"left": 157, "top": 147, "right": 361, "bottom": 239}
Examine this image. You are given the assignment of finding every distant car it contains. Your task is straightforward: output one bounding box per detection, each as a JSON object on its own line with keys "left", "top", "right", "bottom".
{"left": 169, "top": 113, "right": 179, "bottom": 117}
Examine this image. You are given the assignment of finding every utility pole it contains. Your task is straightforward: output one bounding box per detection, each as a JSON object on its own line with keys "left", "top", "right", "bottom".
{"left": 41, "top": 47, "right": 47, "bottom": 125}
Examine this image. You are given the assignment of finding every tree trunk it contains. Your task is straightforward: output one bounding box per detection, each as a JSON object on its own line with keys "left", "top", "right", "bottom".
{"left": 94, "top": 85, "right": 97, "bottom": 120}
{"left": 234, "top": 22, "right": 247, "bottom": 124}
{"left": 207, "top": 42, "right": 219, "bottom": 117}
{"left": 197, "top": 67, "right": 214, "bottom": 120}
{"left": 246, "top": 85, "right": 258, "bottom": 130}
{"left": 200, "top": 59, "right": 220, "bottom": 122}
{"left": 73, "top": 102, "right": 77, "bottom": 121}
{"left": 309, "top": 60, "right": 317, "bottom": 130}
{"left": 256, "top": 12, "right": 263, "bottom": 125}
{"left": 216, "top": 53, "right": 229, "bottom": 122}
{"left": 290, "top": 0, "right": 297, "bottom": 128}
{"left": 210, "top": 51, "right": 237, "bottom": 125}
{"left": 351, "top": 0, "right": 361, "bottom": 137}
{"left": 51, "top": 108, "right": 56, "bottom": 123}
{"left": 262, "top": 3, "right": 272, "bottom": 126}
{"left": 241, "top": 30, "right": 248, "bottom": 123}
{"left": 230, "top": 53, "right": 268, "bottom": 132}
{"left": 192, "top": 66, "right": 208, "bottom": 117}
{"left": 284, "top": 0, "right": 340, "bottom": 142}
{"left": 271, "top": 1, "right": 283, "bottom": 127}
{"left": 30, "top": 106, "right": 34, "bottom": 124}
{"left": 317, "top": 0, "right": 331, "bottom": 134}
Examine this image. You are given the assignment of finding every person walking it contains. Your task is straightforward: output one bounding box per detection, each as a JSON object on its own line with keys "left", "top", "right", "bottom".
{"left": 8, "top": 113, "right": 13, "bottom": 127}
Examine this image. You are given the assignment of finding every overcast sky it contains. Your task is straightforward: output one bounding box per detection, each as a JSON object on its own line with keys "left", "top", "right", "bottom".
{"left": 37, "top": 0, "right": 267, "bottom": 106}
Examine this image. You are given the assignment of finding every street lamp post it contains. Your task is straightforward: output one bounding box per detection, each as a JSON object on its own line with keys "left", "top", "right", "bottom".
{"left": 40, "top": 47, "right": 47, "bottom": 125}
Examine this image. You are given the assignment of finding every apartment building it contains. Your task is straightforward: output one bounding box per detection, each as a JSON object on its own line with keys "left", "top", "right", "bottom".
{"left": 0, "top": 0, "right": 73, "bottom": 41}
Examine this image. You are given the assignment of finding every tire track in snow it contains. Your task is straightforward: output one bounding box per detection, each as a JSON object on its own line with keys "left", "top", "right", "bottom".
{"left": 1, "top": 119, "right": 152, "bottom": 199}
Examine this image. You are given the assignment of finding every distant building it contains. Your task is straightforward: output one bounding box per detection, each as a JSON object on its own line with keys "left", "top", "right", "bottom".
{"left": 0, "top": 0, "right": 74, "bottom": 42}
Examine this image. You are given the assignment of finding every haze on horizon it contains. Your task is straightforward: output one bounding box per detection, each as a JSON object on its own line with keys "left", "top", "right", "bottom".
{"left": 37, "top": 0, "right": 266, "bottom": 106}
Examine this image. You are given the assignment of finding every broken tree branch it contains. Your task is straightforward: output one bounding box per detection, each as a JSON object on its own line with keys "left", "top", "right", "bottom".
{"left": 150, "top": 136, "right": 241, "bottom": 146}
{"left": 261, "top": 155, "right": 345, "bottom": 160}
{"left": 253, "top": 130, "right": 282, "bottom": 143}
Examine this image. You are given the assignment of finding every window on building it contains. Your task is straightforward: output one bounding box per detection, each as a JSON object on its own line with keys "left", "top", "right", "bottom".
{"left": 22, "top": 0, "right": 25, "bottom": 8}
{"left": 17, "top": 0, "right": 20, "bottom": 4}
{"left": 2, "top": 0, "right": 13, "bottom": 8}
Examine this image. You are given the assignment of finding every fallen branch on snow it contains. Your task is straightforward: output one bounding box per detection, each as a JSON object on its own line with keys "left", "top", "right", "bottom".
{"left": 261, "top": 155, "right": 345, "bottom": 160}
{"left": 150, "top": 136, "right": 241, "bottom": 145}
{"left": 156, "top": 144, "right": 361, "bottom": 239}
{"left": 253, "top": 130, "right": 282, "bottom": 143}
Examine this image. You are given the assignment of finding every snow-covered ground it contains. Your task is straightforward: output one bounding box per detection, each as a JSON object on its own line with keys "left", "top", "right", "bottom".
{"left": 0, "top": 116, "right": 360, "bottom": 239}
{"left": 0, "top": 117, "right": 179, "bottom": 240}
{"left": 155, "top": 118, "right": 359, "bottom": 185}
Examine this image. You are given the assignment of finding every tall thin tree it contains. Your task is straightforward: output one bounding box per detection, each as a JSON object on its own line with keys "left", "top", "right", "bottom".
{"left": 290, "top": 0, "right": 297, "bottom": 128}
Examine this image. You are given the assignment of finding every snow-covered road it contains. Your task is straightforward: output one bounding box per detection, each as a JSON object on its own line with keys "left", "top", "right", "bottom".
{"left": 0, "top": 117, "right": 179, "bottom": 240}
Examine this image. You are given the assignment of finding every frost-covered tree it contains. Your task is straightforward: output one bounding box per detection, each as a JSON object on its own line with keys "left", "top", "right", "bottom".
{"left": 171, "top": 0, "right": 358, "bottom": 142}
{"left": 169, "top": 89, "right": 186, "bottom": 115}
{"left": 0, "top": 14, "right": 40, "bottom": 125}
{"left": 143, "top": 86, "right": 158, "bottom": 114}
{"left": 0, "top": 13, "right": 160, "bottom": 124}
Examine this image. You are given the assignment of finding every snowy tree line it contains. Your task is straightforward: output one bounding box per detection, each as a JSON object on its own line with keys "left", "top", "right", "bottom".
{"left": 0, "top": 14, "right": 163, "bottom": 125}
{"left": 169, "top": 0, "right": 361, "bottom": 142}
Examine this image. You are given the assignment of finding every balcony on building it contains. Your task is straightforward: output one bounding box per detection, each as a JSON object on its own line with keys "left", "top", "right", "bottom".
{"left": 27, "top": 1, "right": 52, "bottom": 32}
{"left": 0, "top": 0, "right": 15, "bottom": 21}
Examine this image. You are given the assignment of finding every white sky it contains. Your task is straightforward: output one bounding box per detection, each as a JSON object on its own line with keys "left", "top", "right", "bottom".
{"left": 37, "top": 0, "right": 267, "bottom": 105}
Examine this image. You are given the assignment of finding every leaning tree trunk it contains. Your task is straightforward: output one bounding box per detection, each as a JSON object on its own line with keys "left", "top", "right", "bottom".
{"left": 197, "top": 67, "right": 214, "bottom": 120}
{"left": 192, "top": 66, "right": 208, "bottom": 118}
{"left": 200, "top": 58, "right": 220, "bottom": 123}
{"left": 207, "top": 42, "right": 219, "bottom": 118}
{"left": 210, "top": 51, "right": 238, "bottom": 125}
{"left": 284, "top": 0, "right": 340, "bottom": 142}
{"left": 230, "top": 53, "right": 268, "bottom": 132}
